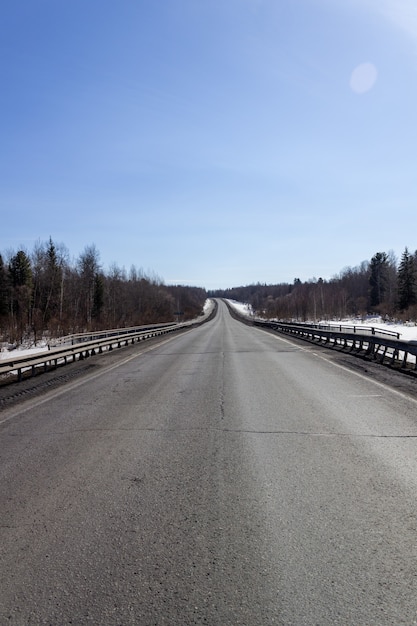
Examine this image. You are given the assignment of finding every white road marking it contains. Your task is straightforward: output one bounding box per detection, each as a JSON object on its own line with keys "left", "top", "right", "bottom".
{"left": 254, "top": 326, "right": 417, "bottom": 406}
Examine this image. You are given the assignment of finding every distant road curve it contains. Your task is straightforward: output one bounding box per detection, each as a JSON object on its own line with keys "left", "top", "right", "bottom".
{"left": 1, "top": 299, "right": 416, "bottom": 624}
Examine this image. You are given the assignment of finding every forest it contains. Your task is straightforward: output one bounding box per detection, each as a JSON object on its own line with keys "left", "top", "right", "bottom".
{"left": 1, "top": 239, "right": 417, "bottom": 345}
{"left": 210, "top": 247, "right": 417, "bottom": 323}
{"left": 0, "top": 239, "right": 207, "bottom": 344}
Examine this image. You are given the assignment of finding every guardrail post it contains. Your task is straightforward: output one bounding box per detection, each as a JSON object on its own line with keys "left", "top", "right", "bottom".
{"left": 379, "top": 345, "right": 388, "bottom": 363}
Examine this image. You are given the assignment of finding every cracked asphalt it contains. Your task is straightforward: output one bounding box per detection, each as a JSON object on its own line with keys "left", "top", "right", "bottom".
{"left": 1, "top": 300, "right": 417, "bottom": 624}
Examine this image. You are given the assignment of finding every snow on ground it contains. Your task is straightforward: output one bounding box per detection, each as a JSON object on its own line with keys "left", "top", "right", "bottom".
{"left": 2, "top": 301, "right": 417, "bottom": 364}
{"left": 225, "top": 300, "right": 417, "bottom": 341}
{"left": 225, "top": 299, "right": 254, "bottom": 317}
{"left": 0, "top": 340, "right": 50, "bottom": 379}
{"left": 320, "top": 318, "right": 417, "bottom": 341}
{"left": 1, "top": 300, "right": 216, "bottom": 362}
{"left": 0, "top": 341, "right": 49, "bottom": 360}
{"left": 203, "top": 299, "right": 212, "bottom": 313}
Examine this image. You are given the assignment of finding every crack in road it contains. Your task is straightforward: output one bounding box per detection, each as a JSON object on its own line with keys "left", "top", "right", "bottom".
{"left": 219, "top": 350, "right": 226, "bottom": 420}
{"left": 5, "top": 426, "right": 416, "bottom": 438}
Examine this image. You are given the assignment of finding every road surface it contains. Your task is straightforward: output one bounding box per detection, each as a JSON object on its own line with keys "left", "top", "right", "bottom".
{"left": 1, "top": 300, "right": 417, "bottom": 624}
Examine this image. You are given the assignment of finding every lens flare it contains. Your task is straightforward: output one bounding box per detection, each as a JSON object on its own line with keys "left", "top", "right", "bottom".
{"left": 350, "top": 62, "right": 378, "bottom": 94}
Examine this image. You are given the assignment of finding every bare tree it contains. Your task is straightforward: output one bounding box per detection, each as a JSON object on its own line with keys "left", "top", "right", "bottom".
{"left": 77, "top": 244, "right": 101, "bottom": 330}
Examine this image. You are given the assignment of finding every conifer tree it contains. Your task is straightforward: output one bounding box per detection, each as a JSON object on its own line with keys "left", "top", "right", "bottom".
{"left": 397, "top": 247, "right": 416, "bottom": 311}
{"left": 369, "top": 251, "right": 389, "bottom": 308}
{"left": 9, "top": 250, "right": 33, "bottom": 341}
{"left": 43, "top": 237, "right": 63, "bottom": 324}
{"left": 91, "top": 273, "right": 104, "bottom": 322}
{"left": 0, "top": 254, "right": 10, "bottom": 318}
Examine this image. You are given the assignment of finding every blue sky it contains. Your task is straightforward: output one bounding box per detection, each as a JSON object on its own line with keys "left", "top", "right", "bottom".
{"left": 1, "top": 0, "right": 416, "bottom": 289}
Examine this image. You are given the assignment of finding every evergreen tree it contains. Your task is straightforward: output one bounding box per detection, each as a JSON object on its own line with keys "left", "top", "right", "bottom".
{"left": 91, "top": 273, "right": 104, "bottom": 322}
{"left": 9, "top": 250, "right": 32, "bottom": 289}
{"left": 369, "top": 251, "right": 389, "bottom": 308}
{"left": 0, "top": 254, "right": 10, "bottom": 318}
{"left": 397, "top": 247, "right": 416, "bottom": 311}
{"left": 9, "top": 250, "right": 33, "bottom": 341}
{"left": 43, "top": 237, "right": 63, "bottom": 323}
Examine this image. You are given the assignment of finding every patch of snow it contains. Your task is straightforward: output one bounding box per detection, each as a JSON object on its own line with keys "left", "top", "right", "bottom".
{"left": 225, "top": 299, "right": 254, "bottom": 317}
{"left": 228, "top": 299, "right": 417, "bottom": 365}
{"left": 320, "top": 319, "right": 417, "bottom": 342}
{"left": 0, "top": 341, "right": 49, "bottom": 361}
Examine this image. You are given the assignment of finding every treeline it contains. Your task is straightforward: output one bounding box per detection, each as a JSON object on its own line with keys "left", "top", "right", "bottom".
{"left": 3, "top": 239, "right": 416, "bottom": 343}
{"left": 211, "top": 248, "right": 417, "bottom": 322}
{"left": 0, "top": 238, "right": 207, "bottom": 344}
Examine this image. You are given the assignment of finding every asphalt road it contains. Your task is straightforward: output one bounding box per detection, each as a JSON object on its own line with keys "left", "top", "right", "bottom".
{"left": 1, "top": 300, "right": 417, "bottom": 625}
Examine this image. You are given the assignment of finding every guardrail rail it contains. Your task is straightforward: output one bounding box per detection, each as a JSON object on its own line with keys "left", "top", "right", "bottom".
{"left": 254, "top": 320, "right": 417, "bottom": 371}
{"left": 222, "top": 299, "right": 417, "bottom": 373}
{"left": 0, "top": 300, "right": 218, "bottom": 385}
{"left": 48, "top": 322, "right": 177, "bottom": 348}
{"left": 0, "top": 325, "right": 180, "bottom": 383}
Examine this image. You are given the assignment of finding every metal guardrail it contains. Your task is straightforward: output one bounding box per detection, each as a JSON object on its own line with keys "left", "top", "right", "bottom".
{"left": 221, "top": 300, "right": 417, "bottom": 371}
{"left": 288, "top": 321, "right": 401, "bottom": 340}
{"left": 254, "top": 320, "right": 417, "bottom": 370}
{"left": 48, "top": 323, "right": 177, "bottom": 347}
{"left": 0, "top": 324, "right": 182, "bottom": 383}
{"left": 0, "top": 300, "right": 218, "bottom": 385}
